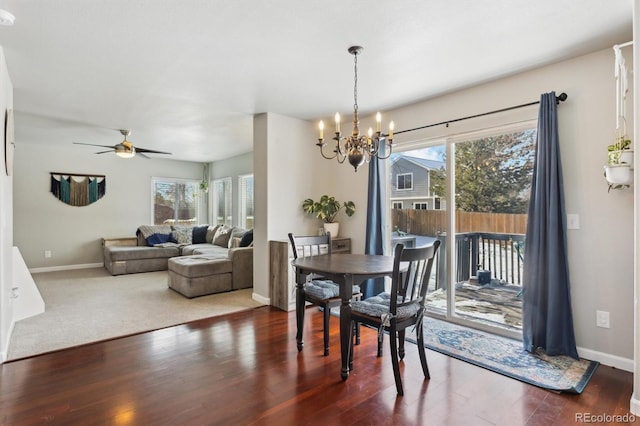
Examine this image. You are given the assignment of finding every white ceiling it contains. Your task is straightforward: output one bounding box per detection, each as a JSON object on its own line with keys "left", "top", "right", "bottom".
{"left": 0, "top": 0, "right": 633, "bottom": 162}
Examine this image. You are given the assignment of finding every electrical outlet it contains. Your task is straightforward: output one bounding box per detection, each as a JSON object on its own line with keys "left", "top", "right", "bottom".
{"left": 596, "top": 310, "right": 610, "bottom": 328}
{"left": 44, "top": 250, "right": 52, "bottom": 258}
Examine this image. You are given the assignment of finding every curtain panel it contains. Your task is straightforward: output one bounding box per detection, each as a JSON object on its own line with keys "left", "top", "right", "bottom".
{"left": 522, "top": 92, "right": 578, "bottom": 359}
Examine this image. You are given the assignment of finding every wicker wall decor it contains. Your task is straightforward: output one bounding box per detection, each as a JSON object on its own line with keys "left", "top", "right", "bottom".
{"left": 50, "top": 172, "right": 106, "bottom": 206}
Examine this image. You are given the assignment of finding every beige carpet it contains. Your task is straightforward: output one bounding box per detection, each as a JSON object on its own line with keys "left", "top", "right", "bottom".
{"left": 7, "top": 268, "right": 264, "bottom": 360}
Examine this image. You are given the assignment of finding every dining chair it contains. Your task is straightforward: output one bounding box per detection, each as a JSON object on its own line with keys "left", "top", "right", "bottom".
{"left": 288, "top": 232, "right": 362, "bottom": 356}
{"left": 349, "top": 240, "right": 440, "bottom": 395}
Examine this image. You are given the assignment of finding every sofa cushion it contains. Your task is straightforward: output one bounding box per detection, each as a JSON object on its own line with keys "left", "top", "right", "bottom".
{"left": 227, "top": 227, "right": 247, "bottom": 248}
{"left": 171, "top": 226, "right": 193, "bottom": 245}
{"left": 168, "top": 255, "right": 232, "bottom": 278}
{"left": 206, "top": 225, "right": 220, "bottom": 244}
{"left": 192, "top": 225, "right": 209, "bottom": 244}
{"left": 180, "top": 243, "right": 217, "bottom": 256}
{"left": 239, "top": 229, "right": 253, "bottom": 247}
{"left": 106, "top": 245, "right": 180, "bottom": 261}
{"left": 212, "top": 224, "right": 233, "bottom": 247}
{"left": 191, "top": 245, "right": 230, "bottom": 258}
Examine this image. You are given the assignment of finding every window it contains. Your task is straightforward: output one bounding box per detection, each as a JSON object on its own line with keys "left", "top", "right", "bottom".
{"left": 239, "top": 174, "right": 254, "bottom": 229}
{"left": 213, "top": 177, "right": 232, "bottom": 226}
{"left": 392, "top": 201, "right": 403, "bottom": 209}
{"left": 434, "top": 197, "right": 442, "bottom": 210}
{"left": 413, "top": 202, "right": 428, "bottom": 210}
{"left": 397, "top": 173, "right": 413, "bottom": 190}
{"left": 151, "top": 178, "right": 201, "bottom": 225}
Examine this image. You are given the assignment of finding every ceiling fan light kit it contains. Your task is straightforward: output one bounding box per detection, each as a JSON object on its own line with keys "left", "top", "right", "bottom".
{"left": 115, "top": 129, "right": 135, "bottom": 158}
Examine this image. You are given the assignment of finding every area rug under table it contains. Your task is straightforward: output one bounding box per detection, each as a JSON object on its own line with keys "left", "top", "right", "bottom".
{"left": 410, "top": 316, "right": 599, "bottom": 394}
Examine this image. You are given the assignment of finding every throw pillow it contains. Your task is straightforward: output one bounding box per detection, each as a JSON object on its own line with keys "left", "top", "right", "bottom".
{"left": 192, "top": 225, "right": 209, "bottom": 244}
{"left": 229, "top": 236, "right": 242, "bottom": 248}
{"left": 212, "top": 224, "right": 232, "bottom": 247}
{"left": 239, "top": 229, "right": 253, "bottom": 247}
{"left": 171, "top": 226, "right": 193, "bottom": 245}
{"left": 227, "top": 227, "right": 247, "bottom": 248}
{"left": 206, "top": 225, "right": 220, "bottom": 244}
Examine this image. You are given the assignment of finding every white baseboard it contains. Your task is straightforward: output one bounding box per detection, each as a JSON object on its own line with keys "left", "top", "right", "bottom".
{"left": 253, "top": 292, "right": 270, "bottom": 306}
{"left": 630, "top": 393, "right": 640, "bottom": 416}
{"left": 577, "top": 345, "right": 633, "bottom": 372}
{"left": 29, "top": 262, "right": 104, "bottom": 274}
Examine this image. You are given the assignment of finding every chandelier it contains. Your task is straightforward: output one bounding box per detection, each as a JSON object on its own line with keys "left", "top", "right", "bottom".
{"left": 316, "top": 46, "right": 394, "bottom": 171}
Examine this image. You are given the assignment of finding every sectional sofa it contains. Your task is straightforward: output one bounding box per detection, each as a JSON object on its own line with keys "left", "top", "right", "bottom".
{"left": 102, "top": 224, "right": 254, "bottom": 296}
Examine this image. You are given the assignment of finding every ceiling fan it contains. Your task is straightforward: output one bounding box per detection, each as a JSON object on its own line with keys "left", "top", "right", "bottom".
{"left": 74, "top": 129, "right": 172, "bottom": 159}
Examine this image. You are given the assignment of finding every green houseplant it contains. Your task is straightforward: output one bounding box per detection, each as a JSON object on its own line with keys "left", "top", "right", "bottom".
{"left": 607, "top": 134, "right": 632, "bottom": 164}
{"left": 302, "top": 195, "right": 355, "bottom": 238}
{"left": 604, "top": 133, "right": 633, "bottom": 192}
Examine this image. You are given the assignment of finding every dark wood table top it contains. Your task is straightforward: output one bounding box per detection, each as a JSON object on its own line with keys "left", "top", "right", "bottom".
{"left": 291, "top": 253, "right": 395, "bottom": 276}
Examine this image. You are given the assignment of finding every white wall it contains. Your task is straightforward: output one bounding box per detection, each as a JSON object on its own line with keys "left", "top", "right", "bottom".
{"left": 13, "top": 142, "right": 202, "bottom": 269}
{"left": 0, "top": 47, "right": 14, "bottom": 360}
{"left": 253, "top": 112, "right": 340, "bottom": 302}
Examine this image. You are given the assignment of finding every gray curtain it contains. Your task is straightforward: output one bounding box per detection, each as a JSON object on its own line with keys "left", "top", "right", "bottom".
{"left": 522, "top": 91, "right": 578, "bottom": 359}
{"left": 364, "top": 152, "right": 386, "bottom": 299}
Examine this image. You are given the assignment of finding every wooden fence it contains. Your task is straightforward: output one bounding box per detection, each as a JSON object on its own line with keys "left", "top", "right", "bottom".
{"left": 391, "top": 209, "right": 527, "bottom": 236}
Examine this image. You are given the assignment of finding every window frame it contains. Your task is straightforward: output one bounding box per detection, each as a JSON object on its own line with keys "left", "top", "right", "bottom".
{"left": 238, "top": 173, "right": 254, "bottom": 229}
{"left": 150, "top": 177, "right": 202, "bottom": 225}
{"left": 212, "top": 177, "right": 233, "bottom": 226}
{"left": 413, "top": 202, "right": 428, "bottom": 210}
{"left": 396, "top": 172, "right": 413, "bottom": 191}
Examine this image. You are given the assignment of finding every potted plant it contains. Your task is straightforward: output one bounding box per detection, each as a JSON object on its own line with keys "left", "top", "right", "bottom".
{"left": 604, "top": 133, "right": 633, "bottom": 191}
{"left": 302, "top": 195, "right": 355, "bottom": 238}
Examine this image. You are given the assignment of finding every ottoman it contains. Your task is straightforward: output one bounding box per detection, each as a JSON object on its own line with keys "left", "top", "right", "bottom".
{"left": 168, "top": 255, "right": 233, "bottom": 298}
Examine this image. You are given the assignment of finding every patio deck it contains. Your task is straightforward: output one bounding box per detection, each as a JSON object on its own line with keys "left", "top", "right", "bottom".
{"left": 426, "top": 281, "right": 523, "bottom": 331}
{"left": 396, "top": 232, "right": 524, "bottom": 332}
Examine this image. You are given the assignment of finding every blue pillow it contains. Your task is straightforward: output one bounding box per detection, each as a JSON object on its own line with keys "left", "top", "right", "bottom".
{"left": 192, "top": 225, "right": 209, "bottom": 244}
{"left": 239, "top": 229, "right": 253, "bottom": 247}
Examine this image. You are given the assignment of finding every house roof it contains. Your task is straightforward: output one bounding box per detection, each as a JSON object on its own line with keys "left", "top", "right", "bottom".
{"left": 391, "top": 154, "right": 444, "bottom": 171}
{"left": 0, "top": 1, "right": 632, "bottom": 161}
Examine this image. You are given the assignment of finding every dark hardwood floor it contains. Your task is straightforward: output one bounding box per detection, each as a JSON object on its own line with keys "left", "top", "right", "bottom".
{"left": 0, "top": 306, "right": 635, "bottom": 425}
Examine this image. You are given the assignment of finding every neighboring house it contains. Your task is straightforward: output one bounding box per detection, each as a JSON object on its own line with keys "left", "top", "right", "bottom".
{"left": 390, "top": 155, "right": 445, "bottom": 210}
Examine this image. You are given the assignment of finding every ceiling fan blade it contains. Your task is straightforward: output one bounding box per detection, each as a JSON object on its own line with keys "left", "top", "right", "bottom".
{"left": 137, "top": 152, "right": 151, "bottom": 159}
{"left": 135, "top": 147, "right": 172, "bottom": 155}
{"left": 94, "top": 150, "right": 112, "bottom": 154}
{"left": 74, "top": 142, "right": 116, "bottom": 149}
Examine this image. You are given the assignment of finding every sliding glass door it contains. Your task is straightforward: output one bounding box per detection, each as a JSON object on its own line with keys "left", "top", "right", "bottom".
{"left": 387, "top": 123, "right": 535, "bottom": 338}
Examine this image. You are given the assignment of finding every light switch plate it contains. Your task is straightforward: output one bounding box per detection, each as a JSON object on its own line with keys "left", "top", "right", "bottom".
{"left": 567, "top": 214, "right": 580, "bottom": 230}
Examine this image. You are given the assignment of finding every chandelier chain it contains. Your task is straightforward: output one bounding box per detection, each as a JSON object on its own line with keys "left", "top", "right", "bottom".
{"left": 353, "top": 52, "right": 358, "bottom": 113}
